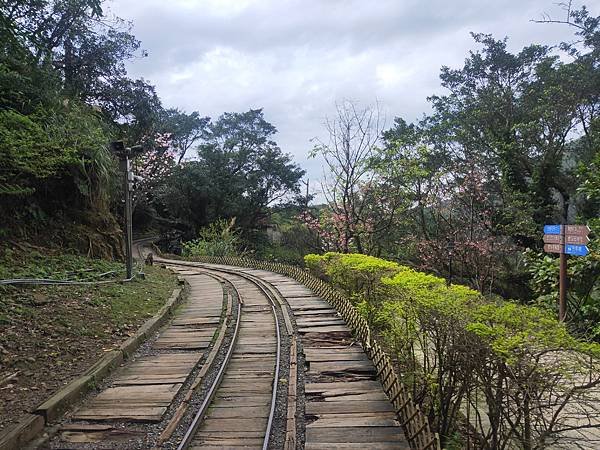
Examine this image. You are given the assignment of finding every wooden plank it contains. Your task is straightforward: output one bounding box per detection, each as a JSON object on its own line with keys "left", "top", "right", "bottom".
{"left": 299, "top": 325, "right": 350, "bottom": 333}
{"left": 308, "top": 416, "right": 400, "bottom": 428}
{"left": 305, "top": 353, "right": 369, "bottom": 362}
{"left": 305, "top": 381, "right": 383, "bottom": 393}
{"left": 306, "top": 426, "right": 405, "bottom": 443}
{"left": 306, "top": 401, "right": 394, "bottom": 415}
{"left": 73, "top": 407, "right": 167, "bottom": 422}
{"left": 206, "top": 406, "right": 270, "bottom": 418}
{"left": 197, "top": 417, "right": 269, "bottom": 432}
{"left": 306, "top": 443, "right": 409, "bottom": 450}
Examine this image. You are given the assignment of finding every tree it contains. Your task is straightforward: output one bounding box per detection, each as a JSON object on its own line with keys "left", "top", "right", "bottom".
{"left": 157, "top": 109, "right": 305, "bottom": 238}
{"left": 159, "top": 108, "right": 209, "bottom": 163}
{"left": 1, "top": 0, "right": 167, "bottom": 145}
{"left": 311, "top": 100, "right": 392, "bottom": 253}
{"left": 425, "top": 30, "right": 600, "bottom": 241}
{"left": 0, "top": 0, "right": 159, "bottom": 257}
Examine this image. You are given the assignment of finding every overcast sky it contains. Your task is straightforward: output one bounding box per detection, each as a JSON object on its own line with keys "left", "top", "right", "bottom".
{"left": 108, "top": 0, "right": 595, "bottom": 190}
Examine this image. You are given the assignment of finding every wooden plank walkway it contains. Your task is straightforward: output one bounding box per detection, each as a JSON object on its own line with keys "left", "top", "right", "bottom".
{"left": 213, "top": 266, "right": 410, "bottom": 450}
{"left": 71, "top": 274, "right": 223, "bottom": 423}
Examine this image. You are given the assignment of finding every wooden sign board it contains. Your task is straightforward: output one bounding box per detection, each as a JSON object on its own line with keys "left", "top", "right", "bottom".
{"left": 543, "top": 234, "right": 563, "bottom": 244}
{"left": 564, "top": 225, "right": 590, "bottom": 236}
{"left": 544, "top": 243, "right": 563, "bottom": 254}
{"left": 565, "top": 235, "right": 590, "bottom": 245}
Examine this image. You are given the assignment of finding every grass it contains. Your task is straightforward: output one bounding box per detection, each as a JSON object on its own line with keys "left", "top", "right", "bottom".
{"left": 0, "top": 247, "right": 178, "bottom": 335}
{"left": 0, "top": 246, "right": 179, "bottom": 427}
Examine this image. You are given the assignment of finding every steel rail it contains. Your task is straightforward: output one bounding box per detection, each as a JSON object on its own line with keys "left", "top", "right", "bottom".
{"left": 157, "top": 258, "right": 283, "bottom": 450}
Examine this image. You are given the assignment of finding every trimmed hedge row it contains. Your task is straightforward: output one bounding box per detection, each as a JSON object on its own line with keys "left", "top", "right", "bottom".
{"left": 305, "top": 252, "right": 600, "bottom": 449}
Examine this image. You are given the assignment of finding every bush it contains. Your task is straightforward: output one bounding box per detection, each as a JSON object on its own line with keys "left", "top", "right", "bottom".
{"left": 305, "top": 252, "right": 600, "bottom": 448}
{"left": 182, "top": 219, "right": 241, "bottom": 257}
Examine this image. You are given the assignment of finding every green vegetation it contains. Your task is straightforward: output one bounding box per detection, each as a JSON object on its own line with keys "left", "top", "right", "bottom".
{"left": 1, "top": 0, "right": 599, "bottom": 445}
{"left": 0, "top": 247, "right": 178, "bottom": 427}
{"left": 0, "top": 249, "right": 177, "bottom": 330}
{"left": 301, "top": 6, "right": 600, "bottom": 342}
{"left": 156, "top": 109, "right": 305, "bottom": 247}
{"left": 523, "top": 218, "right": 600, "bottom": 338}
{"left": 306, "top": 252, "right": 600, "bottom": 448}
{"left": 182, "top": 219, "right": 242, "bottom": 257}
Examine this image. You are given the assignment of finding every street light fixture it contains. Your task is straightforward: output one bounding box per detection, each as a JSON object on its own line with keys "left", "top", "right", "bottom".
{"left": 110, "top": 141, "right": 144, "bottom": 279}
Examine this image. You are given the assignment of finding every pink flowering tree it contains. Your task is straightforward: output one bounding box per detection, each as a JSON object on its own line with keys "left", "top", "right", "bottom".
{"left": 415, "top": 166, "right": 516, "bottom": 293}
{"left": 131, "top": 132, "right": 176, "bottom": 208}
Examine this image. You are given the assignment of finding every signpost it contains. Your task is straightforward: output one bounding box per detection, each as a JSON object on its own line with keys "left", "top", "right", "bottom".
{"left": 544, "top": 225, "right": 562, "bottom": 235}
{"left": 543, "top": 224, "right": 591, "bottom": 322}
{"left": 543, "top": 234, "right": 563, "bottom": 244}
{"left": 543, "top": 243, "right": 562, "bottom": 254}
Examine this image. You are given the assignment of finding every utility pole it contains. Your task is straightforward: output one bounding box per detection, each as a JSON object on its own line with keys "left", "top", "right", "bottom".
{"left": 111, "top": 141, "right": 144, "bottom": 279}
{"left": 122, "top": 157, "right": 133, "bottom": 278}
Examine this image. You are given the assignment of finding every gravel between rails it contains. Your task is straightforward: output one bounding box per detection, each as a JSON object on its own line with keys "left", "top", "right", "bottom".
{"left": 165, "top": 261, "right": 306, "bottom": 450}
{"left": 161, "top": 271, "right": 242, "bottom": 449}
{"left": 175, "top": 266, "right": 291, "bottom": 450}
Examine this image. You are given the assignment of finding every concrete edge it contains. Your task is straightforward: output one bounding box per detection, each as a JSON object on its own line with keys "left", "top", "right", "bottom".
{"left": 0, "top": 277, "right": 188, "bottom": 450}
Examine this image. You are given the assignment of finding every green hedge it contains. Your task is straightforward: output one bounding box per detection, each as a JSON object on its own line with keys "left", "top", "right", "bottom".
{"left": 305, "top": 252, "right": 600, "bottom": 448}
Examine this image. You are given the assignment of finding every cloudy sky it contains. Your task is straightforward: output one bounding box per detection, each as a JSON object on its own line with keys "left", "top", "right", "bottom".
{"left": 108, "top": 0, "right": 594, "bottom": 186}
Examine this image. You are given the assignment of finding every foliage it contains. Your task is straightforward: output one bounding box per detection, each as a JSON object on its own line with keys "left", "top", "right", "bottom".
{"left": 159, "top": 108, "right": 209, "bottom": 163}
{"left": 155, "top": 109, "right": 305, "bottom": 240}
{"left": 307, "top": 8, "right": 600, "bottom": 301}
{"left": 0, "top": 109, "right": 77, "bottom": 197}
{"left": 0, "top": 0, "right": 156, "bottom": 253}
{"left": 0, "top": 247, "right": 123, "bottom": 281}
{"left": 306, "top": 251, "right": 600, "bottom": 448}
{"left": 578, "top": 148, "right": 600, "bottom": 205}
{"left": 181, "top": 218, "right": 241, "bottom": 257}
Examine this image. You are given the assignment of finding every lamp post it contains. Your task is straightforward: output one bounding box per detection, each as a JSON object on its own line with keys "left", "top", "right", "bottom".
{"left": 110, "top": 141, "right": 144, "bottom": 279}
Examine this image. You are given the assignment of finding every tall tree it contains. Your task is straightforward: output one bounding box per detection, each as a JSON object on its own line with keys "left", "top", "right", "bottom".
{"left": 311, "top": 100, "right": 387, "bottom": 253}
{"left": 160, "top": 108, "right": 209, "bottom": 163}
{"left": 158, "top": 109, "right": 305, "bottom": 236}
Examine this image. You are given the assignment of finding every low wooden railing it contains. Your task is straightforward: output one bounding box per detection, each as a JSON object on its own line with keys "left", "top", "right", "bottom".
{"left": 191, "top": 256, "right": 441, "bottom": 450}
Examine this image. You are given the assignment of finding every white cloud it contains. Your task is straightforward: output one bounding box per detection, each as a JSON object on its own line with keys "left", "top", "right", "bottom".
{"left": 107, "top": 0, "right": 598, "bottom": 191}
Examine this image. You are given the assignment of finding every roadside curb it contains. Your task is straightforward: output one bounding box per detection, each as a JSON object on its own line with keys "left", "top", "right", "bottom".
{"left": 0, "top": 277, "right": 188, "bottom": 450}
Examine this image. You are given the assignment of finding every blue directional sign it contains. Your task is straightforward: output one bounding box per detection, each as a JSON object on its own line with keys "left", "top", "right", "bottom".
{"left": 544, "top": 224, "right": 562, "bottom": 235}
{"left": 565, "top": 244, "right": 589, "bottom": 257}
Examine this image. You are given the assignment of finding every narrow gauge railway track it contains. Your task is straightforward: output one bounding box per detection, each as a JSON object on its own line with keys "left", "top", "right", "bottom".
{"left": 156, "top": 257, "right": 409, "bottom": 450}
{"left": 158, "top": 258, "right": 292, "bottom": 450}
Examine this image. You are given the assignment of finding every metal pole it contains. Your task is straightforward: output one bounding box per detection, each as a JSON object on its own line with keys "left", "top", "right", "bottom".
{"left": 447, "top": 241, "right": 454, "bottom": 287}
{"left": 122, "top": 157, "right": 133, "bottom": 279}
{"left": 559, "top": 250, "right": 567, "bottom": 322}
{"left": 447, "top": 254, "right": 453, "bottom": 287}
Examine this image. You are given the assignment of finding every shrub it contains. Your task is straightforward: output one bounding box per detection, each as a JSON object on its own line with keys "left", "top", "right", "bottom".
{"left": 182, "top": 218, "right": 241, "bottom": 257}
{"left": 305, "top": 252, "right": 600, "bottom": 448}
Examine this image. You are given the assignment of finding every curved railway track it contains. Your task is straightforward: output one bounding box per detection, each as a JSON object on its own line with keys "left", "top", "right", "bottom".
{"left": 43, "top": 246, "right": 409, "bottom": 450}
{"left": 168, "top": 262, "right": 285, "bottom": 450}
{"left": 153, "top": 257, "right": 295, "bottom": 450}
